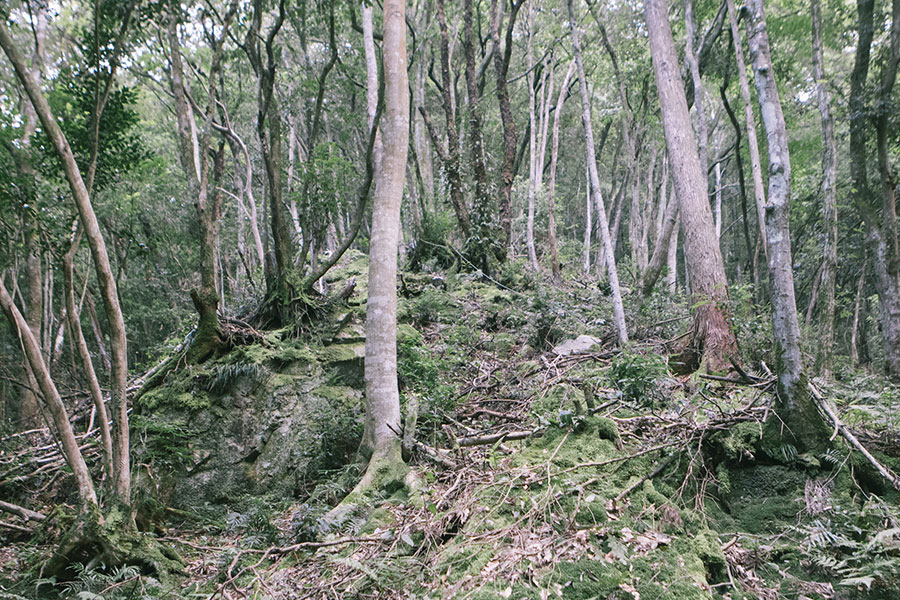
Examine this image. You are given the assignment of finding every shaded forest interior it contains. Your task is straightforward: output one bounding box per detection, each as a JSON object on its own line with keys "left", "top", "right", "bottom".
{"left": 3, "top": 0, "right": 900, "bottom": 598}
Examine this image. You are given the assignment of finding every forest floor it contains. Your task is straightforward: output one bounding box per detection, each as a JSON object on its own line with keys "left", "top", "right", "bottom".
{"left": 2, "top": 251, "right": 900, "bottom": 599}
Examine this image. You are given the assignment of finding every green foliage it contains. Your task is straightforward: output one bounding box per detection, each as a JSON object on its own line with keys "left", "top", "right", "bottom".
{"left": 407, "top": 211, "right": 457, "bottom": 272}
{"left": 729, "top": 283, "right": 774, "bottom": 365}
{"left": 40, "top": 563, "right": 161, "bottom": 599}
{"left": 794, "top": 498, "right": 900, "bottom": 594}
{"left": 225, "top": 497, "right": 281, "bottom": 548}
{"left": 130, "top": 415, "right": 194, "bottom": 471}
{"left": 407, "top": 289, "right": 459, "bottom": 327}
{"left": 397, "top": 331, "right": 454, "bottom": 437}
{"left": 526, "top": 291, "right": 569, "bottom": 350}
{"left": 609, "top": 348, "right": 667, "bottom": 406}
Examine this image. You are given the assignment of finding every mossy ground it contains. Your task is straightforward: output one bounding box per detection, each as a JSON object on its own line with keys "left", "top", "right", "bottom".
{"left": 5, "top": 254, "right": 900, "bottom": 599}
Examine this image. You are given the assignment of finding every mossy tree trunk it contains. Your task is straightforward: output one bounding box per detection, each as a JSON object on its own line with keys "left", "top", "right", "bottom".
{"left": 746, "top": 0, "right": 828, "bottom": 451}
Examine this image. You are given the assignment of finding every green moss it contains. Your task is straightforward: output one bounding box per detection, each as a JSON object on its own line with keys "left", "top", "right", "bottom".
{"left": 318, "top": 343, "right": 365, "bottom": 364}
{"left": 594, "top": 417, "right": 622, "bottom": 447}
{"left": 397, "top": 323, "right": 421, "bottom": 345}
{"left": 314, "top": 385, "right": 359, "bottom": 405}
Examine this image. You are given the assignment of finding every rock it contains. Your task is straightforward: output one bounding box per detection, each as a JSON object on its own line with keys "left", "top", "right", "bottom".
{"left": 551, "top": 335, "right": 602, "bottom": 357}
{"left": 137, "top": 344, "right": 365, "bottom": 510}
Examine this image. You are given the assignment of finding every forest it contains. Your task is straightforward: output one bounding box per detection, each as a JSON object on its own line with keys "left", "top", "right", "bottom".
{"left": 2, "top": 0, "right": 900, "bottom": 597}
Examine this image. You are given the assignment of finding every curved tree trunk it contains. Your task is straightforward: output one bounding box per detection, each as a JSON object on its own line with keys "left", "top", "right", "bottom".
{"left": 0, "top": 19, "right": 131, "bottom": 503}
{"left": 644, "top": 0, "right": 738, "bottom": 371}
{"left": 0, "top": 276, "right": 97, "bottom": 508}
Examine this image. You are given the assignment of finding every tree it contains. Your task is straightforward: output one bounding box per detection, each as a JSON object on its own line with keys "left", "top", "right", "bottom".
{"left": 355, "top": 0, "right": 410, "bottom": 498}
{"left": 0, "top": 16, "right": 132, "bottom": 505}
{"left": 848, "top": 0, "right": 900, "bottom": 379}
{"left": 644, "top": 0, "right": 738, "bottom": 371}
{"left": 810, "top": 0, "right": 839, "bottom": 378}
{"left": 746, "top": 0, "right": 827, "bottom": 450}
{"left": 568, "top": 0, "right": 628, "bottom": 346}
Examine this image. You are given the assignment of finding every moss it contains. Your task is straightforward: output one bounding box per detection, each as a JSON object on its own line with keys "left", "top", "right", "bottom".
{"left": 318, "top": 343, "right": 365, "bottom": 364}
{"left": 545, "top": 559, "right": 626, "bottom": 598}
{"left": 358, "top": 507, "right": 396, "bottom": 535}
{"left": 594, "top": 417, "right": 622, "bottom": 447}
{"left": 313, "top": 385, "right": 359, "bottom": 405}
{"left": 397, "top": 323, "right": 421, "bottom": 345}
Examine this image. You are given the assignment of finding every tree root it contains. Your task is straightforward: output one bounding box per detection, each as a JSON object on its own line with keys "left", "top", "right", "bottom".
{"left": 40, "top": 505, "right": 183, "bottom": 585}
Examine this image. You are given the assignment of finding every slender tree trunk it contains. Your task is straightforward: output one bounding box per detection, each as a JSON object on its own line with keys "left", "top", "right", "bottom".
{"left": 569, "top": 0, "right": 628, "bottom": 344}
{"left": 810, "top": 0, "right": 838, "bottom": 378}
{"left": 64, "top": 229, "right": 113, "bottom": 481}
{"left": 645, "top": 0, "right": 738, "bottom": 371}
{"left": 726, "top": 0, "right": 768, "bottom": 257}
{"left": 525, "top": 8, "right": 540, "bottom": 271}
{"left": 851, "top": 257, "right": 868, "bottom": 366}
{"left": 1, "top": 276, "right": 97, "bottom": 508}
{"left": 0, "top": 19, "right": 131, "bottom": 503}
{"left": 362, "top": 2, "right": 384, "bottom": 172}
{"left": 849, "top": 0, "right": 900, "bottom": 379}
{"left": 463, "top": 0, "right": 499, "bottom": 270}
{"left": 548, "top": 60, "right": 575, "bottom": 279}
{"left": 491, "top": 0, "right": 520, "bottom": 255}
{"left": 583, "top": 160, "right": 593, "bottom": 275}
{"left": 747, "top": 0, "right": 826, "bottom": 450}
{"left": 359, "top": 0, "right": 409, "bottom": 490}
{"left": 642, "top": 183, "right": 680, "bottom": 295}
{"left": 667, "top": 207, "right": 681, "bottom": 293}
{"left": 720, "top": 83, "right": 755, "bottom": 273}
{"left": 684, "top": 0, "right": 709, "bottom": 179}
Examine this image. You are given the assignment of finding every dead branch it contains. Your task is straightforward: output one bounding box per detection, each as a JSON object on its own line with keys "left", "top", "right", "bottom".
{"left": 0, "top": 499, "right": 47, "bottom": 522}
{"left": 809, "top": 382, "right": 900, "bottom": 490}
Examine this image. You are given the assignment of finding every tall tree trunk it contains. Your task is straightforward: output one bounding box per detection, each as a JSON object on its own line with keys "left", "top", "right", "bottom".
{"left": 548, "top": 60, "right": 576, "bottom": 279}
{"left": 747, "top": 0, "right": 826, "bottom": 450}
{"left": 849, "top": 0, "right": 900, "bottom": 379}
{"left": 491, "top": 0, "right": 521, "bottom": 256}
{"left": 810, "top": 0, "right": 837, "bottom": 378}
{"left": 168, "top": 7, "right": 236, "bottom": 363}
{"left": 667, "top": 206, "right": 680, "bottom": 293}
{"left": 851, "top": 256, "right": 868, "bottom": 366}
{"left": 569, "top": 0, "right": 628, "bottom": 345}
{"left": 720, "top": 82, "right": 756, "bottom": 276}
{"left": 463, "top": 0, "right": 500, "bottom": 270}
{"left": 726, "top": 0, "right": 768, "bottom": 257}
{"left": 684, "top": 0, "right": 709, "bottom": 179}
{"left": 645, "top": 0, "right": 738, "bottom": 371}
{"left": 362, "top": 1, "right": 384, "bottom": 172}
{"left": 0, "top": 20, "right": 131, "bottom": 503}
{"left": 64, "top": 229, "right": 113, "bottom": 481}
{"left": 583, "top": 161, "right": 593, "bottom": 275}
{"left": 359, "top": 0, "right": 409, "bottom": 491}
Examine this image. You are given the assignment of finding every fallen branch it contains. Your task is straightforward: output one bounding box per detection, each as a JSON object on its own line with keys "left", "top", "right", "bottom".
{"left": 456, "top": 429, "right": 541, "bottom": 448}
{"left": 614, "top": 453, "right": 679, "bottom": 503}
{"left": 809, "top": 382, "right": 900, "bottom": 490}
{"left": 0, "top": 519, "right": 33, "bottom": 534}
{"left": 0, "top": 499, "right": 46, "bottom": 522}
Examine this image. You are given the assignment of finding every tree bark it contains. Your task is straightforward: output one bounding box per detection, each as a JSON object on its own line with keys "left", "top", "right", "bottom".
{"left": 358, "top": 0, "right": 409, "bottom": 491}
{"left": 0, "top": 19, "right": 131, "bottom": 503}
{"left": 548, "top": 59, "right": 576, "bottom": 279}
{"left": 0, "top": 276, "right": 97, "bottom": 508}
{"left": 848, "top": 0, "right": 900, "bottom": 379}
{"left": 491, "top": 0, "right": 521, "bottom": 255}
{"left": 64, "top": 228, "right": 113, "bottom": 481}
{"left": 568, "top": 0, "right": 628, "bottom": 345}
{"left": 747, "top": 0, "right": 826, "bottom": 450}
{"left": 645, "top": 0, "right": 738, "bottom": 371}
{"left": 726, "top": 0, "right": 768, "bottom": 257}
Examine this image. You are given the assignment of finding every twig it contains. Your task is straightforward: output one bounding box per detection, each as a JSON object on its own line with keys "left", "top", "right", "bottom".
{"left": 614, "top": 453, "right": 678, "bottom": 503}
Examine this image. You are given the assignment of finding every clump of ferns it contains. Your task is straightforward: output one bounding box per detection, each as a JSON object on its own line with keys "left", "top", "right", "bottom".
{"left": 203, "top": 362, "right": 264, "bottom": 395}
{"left": 792, "top": 497, "right": 900, "bottom": 592}
{"left": 35, "top": 563, "right": 160, "bottom": 600}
